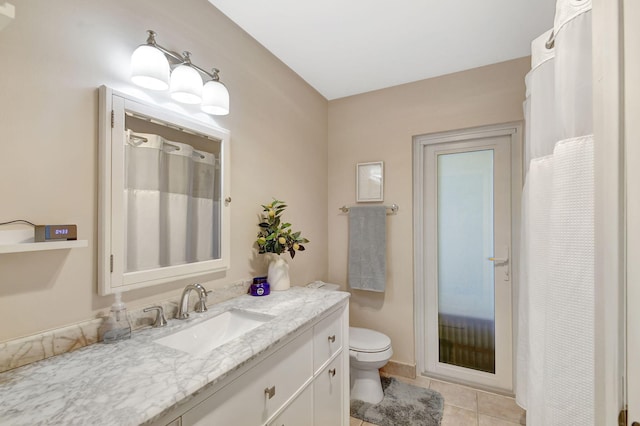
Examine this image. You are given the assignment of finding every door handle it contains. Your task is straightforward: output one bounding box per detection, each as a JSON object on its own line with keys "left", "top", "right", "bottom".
{"left": 488, "top": 246, "right": 510, "bottom": 281}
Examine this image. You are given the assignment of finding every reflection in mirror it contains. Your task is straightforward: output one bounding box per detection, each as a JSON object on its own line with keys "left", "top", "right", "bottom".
{"left": 99, "top": 86, "right": 230, "bottom": 295}
{"left": 123, "top": 112, "right": 222, "bottom": 274}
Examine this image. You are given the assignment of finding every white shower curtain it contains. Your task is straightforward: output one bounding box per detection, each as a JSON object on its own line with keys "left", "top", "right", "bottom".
{"left": 190, "top": 151, "right": 216, "bottom": 262}
{"left": 124, "top": 132, "right": 219, "bottom": 271}
{"left": 124, "top": 132, "right": 162, "bottom": 272}
{"left": 516, "top": 1, "right": 594, "bottom": 425}
{"left": 161, "top": 141, "right": 193, "bottom": 266}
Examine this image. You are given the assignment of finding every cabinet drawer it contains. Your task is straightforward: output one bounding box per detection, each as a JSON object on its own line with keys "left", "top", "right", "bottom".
{"left": 182, "top": 329, "right": 313, "bottom": 426}
{"left": 313, "top": 356, "right": 344, "bottom": 426}
{"left": 313, "top": 308, "right": 343, "bottom": 372}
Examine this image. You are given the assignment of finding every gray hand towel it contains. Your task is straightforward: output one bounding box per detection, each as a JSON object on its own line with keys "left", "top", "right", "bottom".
{"left": 348, "top": 206, "right": 387, "bottom": 292}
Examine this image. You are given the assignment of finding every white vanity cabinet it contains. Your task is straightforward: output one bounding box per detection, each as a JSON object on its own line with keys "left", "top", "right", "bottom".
{"left": 160, "top": 302, "right": 349, "bottom": 426}
{"left": 313, "top": 356, "right": 345, "bottom": 426}
{"left": 182, "top": 329, "right": 313, "bottom": 426}
{"left": 268, "top": 386, "right": 313, "bottom": 426}
{"left": 313, "top": 307, "right": 344, "bottom": 373}
{"left": 311, "top": 307, "right": 346, "bottom": 425}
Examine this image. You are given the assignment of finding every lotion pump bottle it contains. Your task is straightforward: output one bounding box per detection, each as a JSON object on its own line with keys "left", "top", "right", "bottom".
{"left": 100, "top": 292, "right": 132, "bottom": 343}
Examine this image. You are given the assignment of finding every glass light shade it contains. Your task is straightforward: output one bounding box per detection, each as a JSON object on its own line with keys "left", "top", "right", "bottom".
{"left": 169, "top": 64, "right": 203, "bottom": 104}
{"left": 201, "top": 80, "right": 230, "bottom": 115}
{"left": 130, "top": 45, "right": 170, "bottom": 91}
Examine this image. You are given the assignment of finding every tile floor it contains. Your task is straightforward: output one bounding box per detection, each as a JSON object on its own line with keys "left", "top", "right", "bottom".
{"left": 350, "top": 373, "right": 526, "bottom": 426}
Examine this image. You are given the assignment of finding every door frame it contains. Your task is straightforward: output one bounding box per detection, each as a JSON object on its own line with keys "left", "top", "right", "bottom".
{"left": 592, "top": 0, "right": 627, "bottom": 423}
{"left": 624, "top": 1, "right": 640, "bottom": 422}
{"left": 413, "top": 122, "right": 523, "bottom": 393}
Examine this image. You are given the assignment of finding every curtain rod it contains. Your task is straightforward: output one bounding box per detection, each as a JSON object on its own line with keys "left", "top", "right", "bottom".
{"left": 127, "top": 131, "right": 183, "bottom": 152}
{"left": 339, "top": 203, "right": 399, "bottom": 215}
{"left": 127, "top": 130, "right": 205, "bottom": 158}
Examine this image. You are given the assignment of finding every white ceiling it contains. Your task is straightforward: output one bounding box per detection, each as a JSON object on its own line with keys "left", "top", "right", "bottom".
{"left": 208, "top": 0, "right": 556, "bottom": 100}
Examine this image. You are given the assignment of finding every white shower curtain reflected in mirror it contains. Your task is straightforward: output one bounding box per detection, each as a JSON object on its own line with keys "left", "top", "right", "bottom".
{"left": 124, "top": 132, "right": 163, "bottom": 272}
{"left": 161, "top": 141, "right": 192, "bottom": 266}
{"left": 124, "top": 131, "right": 218, "bottom": 273}
{"left": 516, "top": 1, "right": 594, "bottom": 424}
{"left": 191, "top": 151, "right": 217, "bottom": 261}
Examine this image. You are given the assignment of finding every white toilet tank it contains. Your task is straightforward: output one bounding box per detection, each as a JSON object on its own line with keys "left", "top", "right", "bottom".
{"left": 306, "top": 281, "right": 340, "bottom": 291}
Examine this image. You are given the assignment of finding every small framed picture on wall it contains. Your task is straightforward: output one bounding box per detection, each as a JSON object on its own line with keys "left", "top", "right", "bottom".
{"left": 356, "top": 161, "right": 384, "bottom": 202}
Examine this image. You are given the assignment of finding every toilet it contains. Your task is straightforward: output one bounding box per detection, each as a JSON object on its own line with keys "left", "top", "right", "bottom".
{"left": 305, "top": 282, "right": 393, "bottom": 404}
{"left": 349, "top": 326, "right": 393, "bottom": 404}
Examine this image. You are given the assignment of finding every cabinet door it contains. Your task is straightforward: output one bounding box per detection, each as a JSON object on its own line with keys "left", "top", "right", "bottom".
{"left": 268, "top": 385, "right": 313, "bottom": 426}
{"left": 181, "top": 329, "right": 313, "bottom": 426}
{"left": 313, "top": 308, "right": 343, "bottom": 373}
{"left": 313, "top": 356, "right": 344, "bottom": 426}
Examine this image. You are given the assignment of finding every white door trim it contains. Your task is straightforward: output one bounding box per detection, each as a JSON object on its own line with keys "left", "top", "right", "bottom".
{"left": 623, "top": 0, "right": 640, "bottom": 422}
{"left": 413, "top": 122, "right": 522, "bottom": 393}
{"left": 592, "top": 0, "right": 626, "bottom": 423}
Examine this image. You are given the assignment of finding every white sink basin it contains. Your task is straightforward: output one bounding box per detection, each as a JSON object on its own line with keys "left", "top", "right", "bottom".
{"left": 155, "top": 309, "right": 274, "bottom": 356}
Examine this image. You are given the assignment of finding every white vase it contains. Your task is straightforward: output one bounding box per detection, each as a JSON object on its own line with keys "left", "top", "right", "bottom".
{"left": 268, "top": 256, "right": 290, "bottom": 291}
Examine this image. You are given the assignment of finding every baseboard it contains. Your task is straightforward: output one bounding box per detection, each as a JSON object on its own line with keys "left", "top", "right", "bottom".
{"left": 381, "top": 360, "right": 416, "bottom": 379}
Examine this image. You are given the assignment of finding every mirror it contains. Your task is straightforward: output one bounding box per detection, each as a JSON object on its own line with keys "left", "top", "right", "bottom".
{"left": 98, "top": 86, "right": 230, "bottom": 295}
{"left": 356, "top": 161, "right": 384, "bottom": 202}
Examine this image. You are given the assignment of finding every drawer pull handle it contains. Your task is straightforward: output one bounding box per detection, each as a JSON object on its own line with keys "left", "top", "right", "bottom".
{"left": 264, "top": 385, "right": 276, "bottom": 399}
{"left": 329, "top": 368, "right": 336, "bottom": 377}
{"left": 328, "top": 335, "right": 336, "bottom": 343}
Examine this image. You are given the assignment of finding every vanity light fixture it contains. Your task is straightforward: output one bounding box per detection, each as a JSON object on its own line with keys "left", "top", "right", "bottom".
{"left": 130, "top": 38, "right": 170, "bottom": 90}
{"left": 169, "top": 52, "right": 203, "bottom": 104}
{"left": 130, "top": 30, "right": 230, "bottom": 115}
{"left": 201, "top": 69, "right": 230, "bottom": 115}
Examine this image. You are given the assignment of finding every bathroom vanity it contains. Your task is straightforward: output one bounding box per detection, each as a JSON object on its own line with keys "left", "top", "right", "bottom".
{"left": 0, "top": 287, "right": 349, "bottom": 426}
{"left": 155, "top": 294, "right": 348, "bottom": 426}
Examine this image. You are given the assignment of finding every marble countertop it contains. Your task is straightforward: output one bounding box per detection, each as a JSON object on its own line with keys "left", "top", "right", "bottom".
{"left": 0, "top": 287, "right": 350, "bottom": 426}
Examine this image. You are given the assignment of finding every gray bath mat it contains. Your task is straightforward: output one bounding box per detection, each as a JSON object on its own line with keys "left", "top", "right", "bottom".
{"left": 350, "top": 377, "right": 444, "bottom": 426}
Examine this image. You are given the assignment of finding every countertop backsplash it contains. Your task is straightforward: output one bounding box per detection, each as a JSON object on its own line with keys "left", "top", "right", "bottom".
{"left": 0, "top": 279, "right": 252, "bottom": 374}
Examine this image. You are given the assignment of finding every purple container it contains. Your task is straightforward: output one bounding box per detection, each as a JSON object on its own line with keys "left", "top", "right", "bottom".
{"left": 249, "top": 276, "right": 270, "bottom": 296}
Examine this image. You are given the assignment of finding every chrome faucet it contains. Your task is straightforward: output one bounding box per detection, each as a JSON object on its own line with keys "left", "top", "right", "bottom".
{"left": 177, "top": 283, "right": 209, "bottom": 319}
{"left": 143, "top": 305, "right": 168, "bottom": 327}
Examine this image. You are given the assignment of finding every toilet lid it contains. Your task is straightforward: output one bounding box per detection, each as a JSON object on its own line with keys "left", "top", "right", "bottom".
{"left": 349, "top": 327, "right": 391, "bottom": 353}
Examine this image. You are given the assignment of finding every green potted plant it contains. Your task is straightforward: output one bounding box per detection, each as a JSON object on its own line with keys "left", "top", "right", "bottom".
{"left": 256, "top": 199, "right": 309, "bottom": 290}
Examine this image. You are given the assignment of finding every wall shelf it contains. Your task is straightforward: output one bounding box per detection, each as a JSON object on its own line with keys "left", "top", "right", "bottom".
{"left": 0, "top": 229, "right": 88, "bottom": 254}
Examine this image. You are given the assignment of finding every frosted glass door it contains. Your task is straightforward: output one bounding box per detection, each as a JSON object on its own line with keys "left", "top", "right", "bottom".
{"left": 437, "top": 150, "right": 495, "bottom": 373}
{"left": 418, "top": 129, "right": 515, "bottom": 392}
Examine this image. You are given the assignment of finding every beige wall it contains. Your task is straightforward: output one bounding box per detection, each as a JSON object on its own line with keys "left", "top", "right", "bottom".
{"left": 0, "top": 0, "right": 328, "bottom": 342}
{"left": 0, "top": 1, "right": 530, "bottom": 361}
{"left": 327, "top": 57, "right": 529, "bottom": 366}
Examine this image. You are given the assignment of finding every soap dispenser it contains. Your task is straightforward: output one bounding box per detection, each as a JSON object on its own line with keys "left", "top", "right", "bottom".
{"left": 99, "top": 292, "right": 132, "bottom": 343}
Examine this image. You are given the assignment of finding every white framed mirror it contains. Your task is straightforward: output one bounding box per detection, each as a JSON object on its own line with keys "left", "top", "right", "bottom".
{"left": 98, "top": 86, "right": 230, "bottom": 295}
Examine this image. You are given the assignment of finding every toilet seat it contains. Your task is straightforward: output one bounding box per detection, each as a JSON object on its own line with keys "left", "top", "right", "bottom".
{"left": 349, "top": 346, "right": 393, "bottom": 363}
{"left": 349, "top": 327, "right": 391, "bottom": 353}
